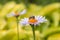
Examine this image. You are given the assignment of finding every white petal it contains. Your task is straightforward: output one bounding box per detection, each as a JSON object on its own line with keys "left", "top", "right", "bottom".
{"left": 35, "top": 16, "right": 47, "bottom": 23}
{"left": 20, "top": 18, "right": 29, "bottom": 25}
{"left": 7, "top": 12, "right": 15, "bottom": 17}
{"left": 19, "top": 9, "right": 27, "bottom": 15}
{"left": 39, "top": 17, "right": 47, "bottom": 23}
{"left": 35, "top": 16, "right": 43, "bottom": 20}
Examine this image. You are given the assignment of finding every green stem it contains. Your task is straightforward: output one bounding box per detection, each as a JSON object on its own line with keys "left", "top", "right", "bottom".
{"left": 31, "top": 25, "right": 35, "bottom": 40}
{"left": 40, "top": 26, "right": 43, "bottom": 33}
{"left": 16, "top": 17, "right": 19, "bottom": 40}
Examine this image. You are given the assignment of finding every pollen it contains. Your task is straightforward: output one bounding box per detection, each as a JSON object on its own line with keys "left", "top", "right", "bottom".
{"left": 28, "top": 19, "right": 37, "bottom": 23}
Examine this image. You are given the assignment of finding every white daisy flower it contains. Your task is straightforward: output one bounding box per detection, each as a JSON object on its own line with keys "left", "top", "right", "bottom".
{"left": 7, "top": 9, "right": 26, "bottom": 17}
{"left": 20, "top": 16, "right": 47, "bottom": 26}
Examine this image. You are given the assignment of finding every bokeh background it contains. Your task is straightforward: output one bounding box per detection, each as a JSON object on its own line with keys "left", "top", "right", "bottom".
{"left": 0, "top": 0, "right": 60, "bottom": 40}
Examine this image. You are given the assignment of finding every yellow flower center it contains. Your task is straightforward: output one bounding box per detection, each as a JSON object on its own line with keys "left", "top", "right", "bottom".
{"left": 28, "top": 19, "right": 37, "bottom": 23}
{"left": 15, "top": 11, "right": 18, "bottom": 15}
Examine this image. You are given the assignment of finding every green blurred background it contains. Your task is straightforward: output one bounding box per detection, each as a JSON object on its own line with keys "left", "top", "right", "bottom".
{"left": 0, "top": 0, "right": 60, "bottom": 40}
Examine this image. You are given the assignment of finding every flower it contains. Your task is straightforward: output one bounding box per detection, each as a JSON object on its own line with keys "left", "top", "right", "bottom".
{"left": 7, "top": 9, "right": 26, "bottom": 17}
{"left": 20, "top": 16, "right": 47, "bottom": 26}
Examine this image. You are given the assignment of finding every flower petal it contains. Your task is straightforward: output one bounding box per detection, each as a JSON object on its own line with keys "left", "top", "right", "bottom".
{"left": 35, "top": 16, "right": 47, "bottom": 23}
{"left": 20, "top": 18, "right": 29, "bottom": 25}
{"left": 19, "top": 9, "right": 27, "bottom": 15}
{"left": 7, "top": 12, "right": 15, "bottom": 17}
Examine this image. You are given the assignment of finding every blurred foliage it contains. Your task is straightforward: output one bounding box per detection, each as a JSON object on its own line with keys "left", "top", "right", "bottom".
{"left": 0, "top": 0, "right": 60, "bottom": 40}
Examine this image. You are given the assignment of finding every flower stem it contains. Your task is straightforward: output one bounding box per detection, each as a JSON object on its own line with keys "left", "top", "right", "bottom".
{"left": 40, "top": 26, "right": 43, "bottom": 33}
{"left": 31, "top": 25, "right": 35, "bottom": 40}
{"left": 16, "top": 17, "right": 19, "bottom": 40}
